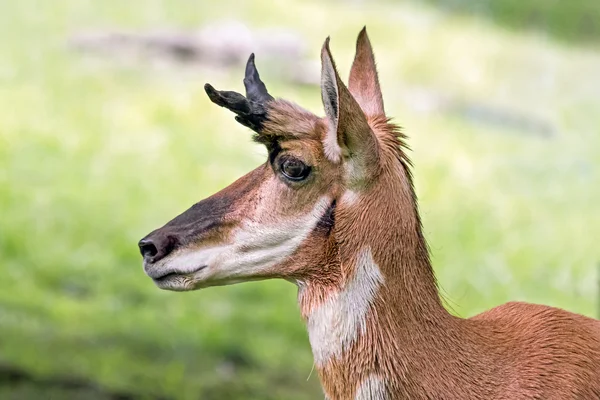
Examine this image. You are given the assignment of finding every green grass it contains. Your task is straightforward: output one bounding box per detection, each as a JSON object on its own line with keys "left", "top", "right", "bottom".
{"left": 0, "top": 1, "right": 599, "bottom": 399}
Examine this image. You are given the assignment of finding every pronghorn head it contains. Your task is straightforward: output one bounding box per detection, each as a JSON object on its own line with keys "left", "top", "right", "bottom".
{"left": 139, "top": 28, "right": 410, "bottom": 292}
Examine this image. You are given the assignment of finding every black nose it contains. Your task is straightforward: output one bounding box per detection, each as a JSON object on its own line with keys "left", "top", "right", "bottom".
{"left": 138, "top": 239, "right": 158, "bottom": 259}
{"left": 138, "top": 234, "right": 177, "bottom": 264}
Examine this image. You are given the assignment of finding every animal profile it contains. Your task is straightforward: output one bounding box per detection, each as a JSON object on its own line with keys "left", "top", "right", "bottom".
{"left": 139, "top": 28, "right": 600, "bottom": 399}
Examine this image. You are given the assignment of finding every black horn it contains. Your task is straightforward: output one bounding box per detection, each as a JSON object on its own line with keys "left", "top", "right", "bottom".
{"left": 244, "top": 53, "right": 273, "bottom": 104}
{"left": 204, "top": 54, "right": 273, "bottom": 132}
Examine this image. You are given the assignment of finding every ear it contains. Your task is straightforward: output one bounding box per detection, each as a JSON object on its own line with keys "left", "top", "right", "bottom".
{"left": 320, "top": 37, "right": 380, "bottom": 185}
{"left": 348, "top": 27, "right": 384, "bottom": 117}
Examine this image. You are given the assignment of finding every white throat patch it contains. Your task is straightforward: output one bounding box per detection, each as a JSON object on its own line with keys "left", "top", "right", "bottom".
{"left": 355, "top": 375, "right": 388, "bottom": 400}
{"left": 305, "top": 247, "right": 384, "bottom": 366}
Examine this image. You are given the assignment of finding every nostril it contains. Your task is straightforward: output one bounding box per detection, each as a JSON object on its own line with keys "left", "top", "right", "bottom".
{"left": 138, "top": 234, "right": 179, "bottom": 264}
{"left": 138, "top": 239, "right": 158, "bottom": 259}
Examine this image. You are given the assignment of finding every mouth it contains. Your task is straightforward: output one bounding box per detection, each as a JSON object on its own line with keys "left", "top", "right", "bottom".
{"left": 149, "top": 265, "right": 208, "bottom": 283}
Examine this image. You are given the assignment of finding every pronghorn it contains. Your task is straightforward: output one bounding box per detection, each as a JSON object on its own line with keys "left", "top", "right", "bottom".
{"left": 139, "top": 28, "right": 600, "bottom": 399}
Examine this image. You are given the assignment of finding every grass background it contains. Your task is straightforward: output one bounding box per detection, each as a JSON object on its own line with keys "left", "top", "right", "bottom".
{"left": 0, "top": 0, "right": 599, "bottom": 399}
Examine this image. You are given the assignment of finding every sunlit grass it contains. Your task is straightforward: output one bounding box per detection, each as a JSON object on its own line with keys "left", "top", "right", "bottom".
{"left": 0, "top": 0, "right": 599, "bottom": 398}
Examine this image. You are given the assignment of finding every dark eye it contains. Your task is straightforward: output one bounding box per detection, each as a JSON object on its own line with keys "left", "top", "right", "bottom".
{"left": 280, "top": 157, "right": 311, "bottom": 181}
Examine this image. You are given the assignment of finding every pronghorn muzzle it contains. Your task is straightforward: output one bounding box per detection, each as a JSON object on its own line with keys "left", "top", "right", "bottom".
{"left": 138, "top": 163, "right": 264, "bottom": 285}
{"left": 138, "top": 190, "right": 234, "bottom": 279}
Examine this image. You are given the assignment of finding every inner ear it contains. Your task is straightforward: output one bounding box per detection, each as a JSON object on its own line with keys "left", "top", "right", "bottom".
{"left": 321, "top": 44, "right": 340, "bottom": 134}
{"left": 320, "top": 38, "right": 343, "bottom": 162}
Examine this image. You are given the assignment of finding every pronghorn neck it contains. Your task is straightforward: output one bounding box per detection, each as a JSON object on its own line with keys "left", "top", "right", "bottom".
{"left": 297, "top": 156, "right": 471, "bottom": 399}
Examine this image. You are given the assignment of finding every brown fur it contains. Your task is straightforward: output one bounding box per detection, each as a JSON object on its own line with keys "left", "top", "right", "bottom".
{"left": 140, "top": 28, "right": 600, "bottom": 399}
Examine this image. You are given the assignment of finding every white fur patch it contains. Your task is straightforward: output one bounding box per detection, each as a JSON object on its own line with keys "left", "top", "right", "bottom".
{"left": 305, "top": 247, "right": 384, "bottom": 366}
{"left": 341, "top": 189, "right": 359, "bottom": 205}
{"left": 323, "top": 128, "right": 342, "bottom": 164}
{"left": 355, "top": 375, "right": 388, "bottom": 400}
{"left": 153, "top": 197, "right": 331, "bottom": 286}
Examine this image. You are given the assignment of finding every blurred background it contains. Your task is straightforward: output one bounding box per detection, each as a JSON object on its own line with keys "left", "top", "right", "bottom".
{"left": 1, "top": 0, "right": 599, "bottom": 399}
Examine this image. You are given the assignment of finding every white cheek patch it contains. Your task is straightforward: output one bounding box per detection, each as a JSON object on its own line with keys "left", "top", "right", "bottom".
{"left": 306, "top": 247, "right": 384, "bottom": 367}
{"left": 160, "top": 196, "right": 332, "bottom": 282}
{"left": 157, "top": 244, "right": 229, "bottom": 275}
{"left": 354, "top": 375, "right": 388, "bottom": 400}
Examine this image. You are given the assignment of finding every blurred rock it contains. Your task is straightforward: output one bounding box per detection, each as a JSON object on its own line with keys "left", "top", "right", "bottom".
{"left": 456, "top": 102, "right": 556, "bottom": 138}
{"left": 398, "top": 86, "right": 556, "bottom": 138}
{"left": 69, "top": 20, "right": 319, "bottom": 85}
